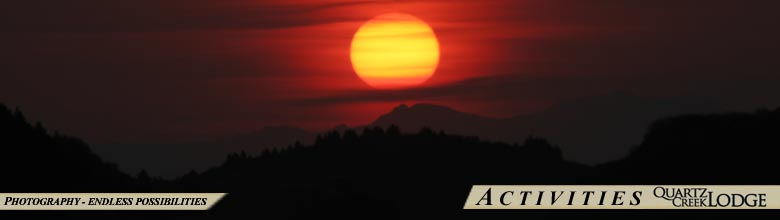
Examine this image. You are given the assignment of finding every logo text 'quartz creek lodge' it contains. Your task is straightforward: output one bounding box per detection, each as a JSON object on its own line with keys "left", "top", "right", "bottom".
{"left": 654, "top": 186, "right": 766, "bottom": 207}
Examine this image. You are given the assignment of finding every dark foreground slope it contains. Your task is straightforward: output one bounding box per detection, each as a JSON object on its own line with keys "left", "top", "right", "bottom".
{"left": 2, "top": 103, "right": 780, "bottom": 219}
{"left": 0, "top": 105, "right": 133, "bottom": 192}
{"left": 183, "top": 127, "right": 586, "bottom": 218}
{"left": 596, "top": 108, "right": 780, "bottom": 184}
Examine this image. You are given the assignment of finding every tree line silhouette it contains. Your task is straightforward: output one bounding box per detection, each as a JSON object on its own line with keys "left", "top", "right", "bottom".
{"left": 2, "top": 103, "right": 780, "bottom": 219}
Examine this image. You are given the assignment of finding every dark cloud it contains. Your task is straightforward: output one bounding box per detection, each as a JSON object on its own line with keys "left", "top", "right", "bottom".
{"left": 0, "top": 0, "right": 382, "bottom": 32}
{"left": 299, "top": 70, "right": 780, "bottom": 112}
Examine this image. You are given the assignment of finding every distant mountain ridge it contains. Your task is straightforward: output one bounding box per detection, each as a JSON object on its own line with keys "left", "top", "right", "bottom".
{"left": 372, "top": 91, "right": 719, "bottom": 164}
{"left": 372, "top": 103, "right": 503, "bottom": 135}
{"left": 93, "top": 91, "right": 717, "bottom": 177}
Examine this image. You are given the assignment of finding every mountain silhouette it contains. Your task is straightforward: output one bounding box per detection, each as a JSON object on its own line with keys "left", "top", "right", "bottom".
{"left": 372, "top": 91, "right": 718, "bottom": 164}
{"left": 372, "top": 103, "right": 504, "bottom": 134}
{"left": 0, "top": 104, "right": 133, "bottom": 192}
{"left": 90, "top": 91, "right": 716, "bottom": 177}
{"left": 595, "top": 108, "right": 780, "bottom": 184}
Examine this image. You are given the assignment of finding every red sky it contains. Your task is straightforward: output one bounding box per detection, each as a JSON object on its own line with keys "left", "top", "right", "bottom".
{"left": 2, "top": 0, "right": 779, "bottom": 144}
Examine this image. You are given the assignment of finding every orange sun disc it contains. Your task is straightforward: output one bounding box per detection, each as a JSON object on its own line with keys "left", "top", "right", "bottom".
{"left": 350, "top": 13, "right": 440, "bottom": 89}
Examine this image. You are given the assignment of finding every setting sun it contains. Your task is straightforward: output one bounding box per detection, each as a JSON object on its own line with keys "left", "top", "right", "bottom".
{"left": 350, "top": 13, "right": 440, "bottom": 89}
